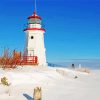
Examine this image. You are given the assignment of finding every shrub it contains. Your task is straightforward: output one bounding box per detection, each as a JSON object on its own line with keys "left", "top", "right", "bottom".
{"left": 0, "top": 49, "right": 21, "bottom": 69}
{"left": 1, "top": 77, "right": 9, "bottom": 86}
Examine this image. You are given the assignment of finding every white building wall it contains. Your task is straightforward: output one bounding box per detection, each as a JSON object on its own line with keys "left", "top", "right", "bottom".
{"left": 25, "top": 30, "right": 46, "bottom": 66}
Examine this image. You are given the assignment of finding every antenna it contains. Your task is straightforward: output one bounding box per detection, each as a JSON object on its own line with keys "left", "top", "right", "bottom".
{"left": 34, "top": 0, "right": 37, "bottom": 13}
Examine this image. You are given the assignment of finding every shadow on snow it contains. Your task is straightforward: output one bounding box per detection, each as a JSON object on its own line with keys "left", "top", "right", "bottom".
{"left": 23, "top": 93, "right": 33, "bottom": 100}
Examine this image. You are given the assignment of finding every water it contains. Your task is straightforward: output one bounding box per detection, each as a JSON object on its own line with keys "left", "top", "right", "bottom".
{"left": 49, "top": 59, "right": 100, "bottom": 70}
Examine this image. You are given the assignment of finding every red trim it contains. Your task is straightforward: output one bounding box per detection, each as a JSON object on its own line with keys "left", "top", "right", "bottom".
{"left": 28, "top": 16, "right": 42, "bottom": 20}
{"left": 24, "top": 28, "right": 45, "bottom": 32}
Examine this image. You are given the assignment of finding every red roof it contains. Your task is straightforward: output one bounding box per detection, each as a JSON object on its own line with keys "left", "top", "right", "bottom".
{"left": 28, "top": 11, "right": 42, "bottom": 20}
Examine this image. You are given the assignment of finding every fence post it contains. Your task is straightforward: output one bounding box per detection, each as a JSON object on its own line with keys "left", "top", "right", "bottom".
{"left": 34, "top": 87, "right": 42, "bottom": 100}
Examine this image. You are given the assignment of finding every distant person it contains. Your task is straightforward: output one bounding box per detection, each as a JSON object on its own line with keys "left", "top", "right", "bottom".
{"left": 71, "top": 64, "right": 75, "bottom": 69}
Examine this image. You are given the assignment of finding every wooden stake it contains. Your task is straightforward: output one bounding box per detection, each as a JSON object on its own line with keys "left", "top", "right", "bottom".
{"left": 34, "top": 87, "right": 42, "bottom": 100}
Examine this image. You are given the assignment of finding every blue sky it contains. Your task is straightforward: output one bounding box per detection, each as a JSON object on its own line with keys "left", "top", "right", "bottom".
{"left": 0, "top": 0, "right": 100, "bottom": 62}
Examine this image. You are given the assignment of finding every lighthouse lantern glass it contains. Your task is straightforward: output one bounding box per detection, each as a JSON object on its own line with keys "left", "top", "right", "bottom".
{"left": 28, "top": 18, "right": 41, "bottom": 24}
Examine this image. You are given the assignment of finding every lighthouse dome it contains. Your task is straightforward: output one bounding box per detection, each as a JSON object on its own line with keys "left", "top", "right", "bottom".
{"left": 28, "top": 11, "right": 42, "bottom": 20}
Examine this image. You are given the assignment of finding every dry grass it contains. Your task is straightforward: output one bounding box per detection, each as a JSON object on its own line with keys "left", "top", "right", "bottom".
{"left": 0, "top": 49, "right": 21, "bottom": 69}
{"left": 77, "top": 68, "right": 90, "bottom": 73}
{"left": 1, "top": 77, "right": 9, "bottom": 86}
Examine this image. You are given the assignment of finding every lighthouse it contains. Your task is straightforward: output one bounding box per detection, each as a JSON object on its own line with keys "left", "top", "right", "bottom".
{"left": 24, "top": 7, "right": 47, "bottom": 66}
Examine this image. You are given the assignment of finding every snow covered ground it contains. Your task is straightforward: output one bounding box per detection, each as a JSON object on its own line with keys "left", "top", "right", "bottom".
{"left": 0, "top": 66, "right": 100, "bottom": 100}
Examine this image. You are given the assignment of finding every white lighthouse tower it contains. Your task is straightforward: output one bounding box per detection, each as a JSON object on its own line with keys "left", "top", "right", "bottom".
{"left": 24, "top": 6, "right": 47, "bottom": 66}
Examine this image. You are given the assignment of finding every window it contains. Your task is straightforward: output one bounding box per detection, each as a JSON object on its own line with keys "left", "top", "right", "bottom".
{"left": 31, "top": 36, "right": 34, "bottom": 39}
